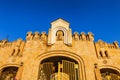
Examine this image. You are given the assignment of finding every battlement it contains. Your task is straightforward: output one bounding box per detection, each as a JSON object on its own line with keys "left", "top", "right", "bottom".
{"left": 73, "top": 32, "right": 94, "bottom": 41}
{"left": 0, "top": 18, "right": 119, "bottom": 53}
{"left": 96, "top": 40, "right": 119, "bottom": 49}
{"left": 0, "top": 38, "right": 25, "bottom": 57}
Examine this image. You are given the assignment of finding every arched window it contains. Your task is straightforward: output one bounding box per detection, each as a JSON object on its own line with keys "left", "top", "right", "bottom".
{"left": 100, "top": 68, "right": 120, "bottom": 80}
{"left": 0, "top": 67, "right": 18, "bottom": 80}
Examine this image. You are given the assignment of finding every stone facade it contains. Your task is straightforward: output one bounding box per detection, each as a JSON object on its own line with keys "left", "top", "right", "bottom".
{"left": 0, "top": 18, "right": 120, "bottom": 80}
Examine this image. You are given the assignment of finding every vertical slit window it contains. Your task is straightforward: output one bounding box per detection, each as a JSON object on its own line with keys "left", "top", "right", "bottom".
{"left": 11, "top": 49, "right": 15, "bottom": 56}
{"left": 105, "top": 51, "right": 108, "bottom": 58}
{"left": 99, "top": 51, "right": 103, "bottom": 58}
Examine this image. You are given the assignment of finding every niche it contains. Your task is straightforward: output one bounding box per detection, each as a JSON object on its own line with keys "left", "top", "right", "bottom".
{"left": 56, "top": 30, "right": 64, "bottom": 41}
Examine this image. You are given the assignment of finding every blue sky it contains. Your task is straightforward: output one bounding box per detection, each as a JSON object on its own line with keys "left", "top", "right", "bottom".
{"left": 0, "top": 0, "right": 120, "bottom": 44}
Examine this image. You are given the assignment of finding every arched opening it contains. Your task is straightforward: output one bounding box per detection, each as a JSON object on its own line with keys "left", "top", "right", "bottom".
{"left": 51, "top": 27, "right": 69, "bottom": 44}
{"left": 0, "top": 66, "right": 18, "bottom": 80}
{"left": 100, "top": 68, "right": 120, "bottom": 80}
{"left": 38, "top": 56, "right": 79, "bottom": 80}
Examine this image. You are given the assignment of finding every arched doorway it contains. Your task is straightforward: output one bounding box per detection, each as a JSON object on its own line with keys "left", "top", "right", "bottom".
{"left": 0, "top": 66, "right": 18, "bottom": 80}
{"left": 33, "top": 50, "right": 85, "bottom": 80}
{"left": 100, "top": 68, "right": 120, "bottom": 80}
{"left": 38, "top": 56, "right": 79, "bottom": 80}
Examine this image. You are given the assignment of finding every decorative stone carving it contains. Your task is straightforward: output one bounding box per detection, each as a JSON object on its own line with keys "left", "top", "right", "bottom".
{"left": 47, "top": 18, "right": 72, "bottom": 45}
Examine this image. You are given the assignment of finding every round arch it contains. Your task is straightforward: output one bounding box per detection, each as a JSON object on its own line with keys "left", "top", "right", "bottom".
{"left": 100, "top": 65, "right": 120, "bottom": 74}
{"left": 32, "top": 50, "right": 86, "bottom": 80}
{"left": 100, "top": 65, "right": 120, "bottom": 80}
{"left": 52, "top": 26, "right": 68, "bottom": 44}
{"left": 0, "top": 64, "right": 19, "bottom": 80}
{"left": 0, "top": 64, "right": 19, "bottom": 71}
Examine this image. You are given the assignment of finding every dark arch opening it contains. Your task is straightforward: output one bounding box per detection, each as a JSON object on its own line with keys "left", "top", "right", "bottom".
{"left": 41, "top": 56, "right": 78, "bottom": 73}
{"left": 41, "top": 56, "right": 78, "bottom": 64}
{"left": 100, "top": 68, "right": 120, "bottom": 80}
{"left": 56, "top": 30, "right": 64, "bottom": 36}
{"left": 100, "top": 68, "right": 119, "bottom": 74}
{"left": 0, "top": 66, "right": 18, "bottom": 80}
{"left": 56, "top": 30, "right": 64, "bottom": 41}
{"left": 38, "top": 56, "right": 79, "bottom": 80}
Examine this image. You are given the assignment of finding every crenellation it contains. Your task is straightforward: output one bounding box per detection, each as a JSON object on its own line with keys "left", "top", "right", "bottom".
{"left": 33, "top": 31, "right": 40, "bottom": 40}
{"left": 73, "top": 32, "right": 79, "bottom": 41}
{"left": 97, "top": 40, "right": 107, "bottom": 48}
{"left": 80, "top": 32, "right": 86, "bottom": 41}
{"left": 87, "top": 32, "right": 94, "bottom": 41}
{"left": 40, "top": 31, "right": 47, "bottom": 41}
{"left": 113, "top": 41, "right": 119, "bottom": 49}
{"left": 0, "top": 39, "right": 8, "bottom": 48}
{"left": 108, "top": 44, "right": 116, "bottom": 49}
{"left": 5, "top": 42, "right": 12, "bottom": 48}
{"left": 0, "top": 40, "right": 15, "bottom": 49}
{"left": 97, "top": 40, "right": 119, "bottom": 49}
{"left": 26, "top": 31, "right": 33, "bottom": 41}
{"left": 72, "top": 32, "right": 94, "bottom": 42}
{"left": 3, "top": 42, "right": 12, "bottom": 48}
{"left": 106, "top": 41, "right": 119, "bottom": 49}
